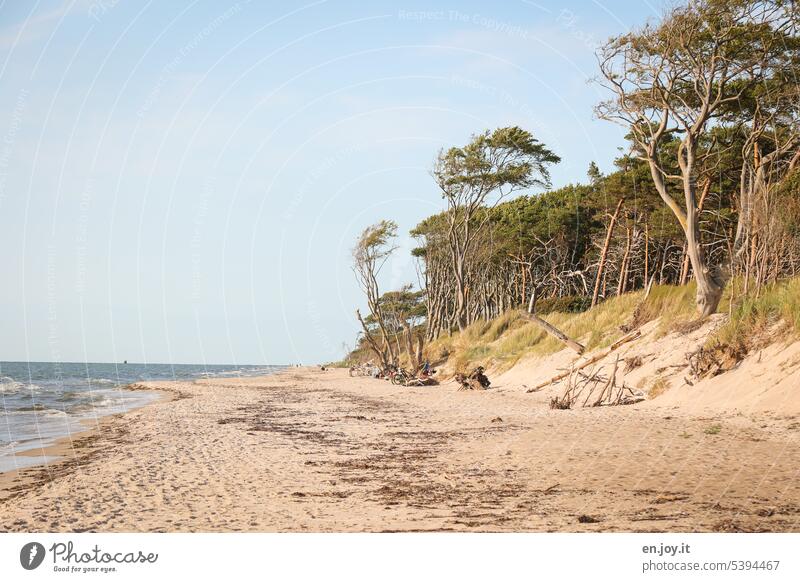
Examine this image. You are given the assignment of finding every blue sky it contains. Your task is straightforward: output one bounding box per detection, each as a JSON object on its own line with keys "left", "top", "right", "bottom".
{"left": 0, "top": 0, "right": 662, "bottom": 365}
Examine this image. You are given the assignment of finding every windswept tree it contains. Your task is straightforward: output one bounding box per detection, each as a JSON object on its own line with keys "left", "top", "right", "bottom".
{"left": 595, "top": 0, "right": 797, "bottom": 316}
{"left": 352, "top": 220, "right": 398, "bottom": 367}
{"left": 433, "top": 126, "right": 560, "bottom": 330}
{"left": 379, "top": 285, "right": 427, "bottom": 369}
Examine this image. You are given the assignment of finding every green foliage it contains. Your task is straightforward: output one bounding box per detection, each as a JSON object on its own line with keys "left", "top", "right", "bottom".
{"left": 534, "top": 295, "right": 591, "bottom": 314}
{"left": 486, "top": 183, "right": 599, "bottom": 263}
{"left": 434, "top": 126, "right": 561, "bottom": 197}
{"left": 379, "top": 286, "right": 426, "bottom": 322}
{"left": 354, "top": 220, "right": 398, "bottom": 258}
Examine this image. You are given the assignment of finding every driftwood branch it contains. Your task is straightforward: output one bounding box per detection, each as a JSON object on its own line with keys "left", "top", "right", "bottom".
{"left": 527, "top": 329, "right": 642, "bottom": 393}
{"left": 524, "top": 293, "right": 585, "bottom": 355}
{"left": 591, "top": 355, "right": 620, "bottom": 406}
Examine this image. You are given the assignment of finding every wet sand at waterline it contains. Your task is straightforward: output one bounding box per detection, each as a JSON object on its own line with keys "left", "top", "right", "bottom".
{"left": 1, "top": 365, "right": 798, "bottom": 532}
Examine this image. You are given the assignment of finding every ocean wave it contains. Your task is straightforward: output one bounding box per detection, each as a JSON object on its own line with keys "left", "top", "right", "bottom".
{"left": 0, "top": 377, "right": 41, "bottom": 394}
{"left": 84, "top": 387, "right": 127, "bottom": 398}
{"left": 0, "top": 441, "right": 20, "bottom": 454}
{"left": 67, "top": 390, "right": 138, "bottom": 413}
{"left": 67, "top": 402, "right": 101, "bottom": 414}
{"left": 58, "top": 391, "right": 84, "bottom": 401}
{"left": 9, "top": 407, "right": 68, "bottom": 417}
{"left": 88, "top": 378, "right": 117, "bottom": 385}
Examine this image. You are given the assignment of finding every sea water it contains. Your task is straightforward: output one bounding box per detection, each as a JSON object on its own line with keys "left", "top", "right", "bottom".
{"left": 0, "top": 361, "right": 285, "bottom": 472}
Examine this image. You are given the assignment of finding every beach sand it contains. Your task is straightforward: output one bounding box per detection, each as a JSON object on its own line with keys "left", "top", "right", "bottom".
{"left": 1, "top": 362, "right": 798, "bottom": 532}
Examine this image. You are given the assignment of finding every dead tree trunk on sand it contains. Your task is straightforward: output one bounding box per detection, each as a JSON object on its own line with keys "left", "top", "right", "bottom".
{"left": 522, "top": 291, "right": 585, "bottom": 355}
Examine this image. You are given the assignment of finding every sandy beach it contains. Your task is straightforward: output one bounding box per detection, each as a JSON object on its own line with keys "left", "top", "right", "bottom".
{"left": 1, "top": 360, "right": 798, "bottom": 533}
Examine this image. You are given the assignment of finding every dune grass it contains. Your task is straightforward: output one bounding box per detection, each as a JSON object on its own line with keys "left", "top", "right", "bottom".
{"left": 426, "top": 276, "right": 800, "bottom": 373}
{"left": 636, "top": 282, "right": 697, "bottom": 334}
{"left": 397, "top": 276, "right": 800, "bottom": 374}
{"left": 648, "top": 377, "right": 670, "bottom": 399}
{"left": 710, "top": 277, "right": 800, "bottom": 348}
{"left": 429, "top": 285, "right": 696, "bottom": 372}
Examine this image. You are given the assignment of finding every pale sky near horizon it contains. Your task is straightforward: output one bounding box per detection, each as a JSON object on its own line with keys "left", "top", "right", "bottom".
{"left": 0, "top": 0, "right": 661, "bottom": 365}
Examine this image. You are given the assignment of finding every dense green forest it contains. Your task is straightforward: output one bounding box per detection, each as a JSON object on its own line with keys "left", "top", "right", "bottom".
{"left": 348, "top": 0, "right": 800, "bottom": 370}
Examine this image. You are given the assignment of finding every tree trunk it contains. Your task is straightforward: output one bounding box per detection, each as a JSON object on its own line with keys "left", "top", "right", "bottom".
{"left": 525, "top": 293, "right": 585, "bottom": 354}
{"left": 616, "top": 227, "right": 632, "bottom": 296}
{"left": 592, "top": 198, "right": 624, "bottom": 307}
{"left": 454, "top": 262, "right": 467, "bottom": 331}
{"left": 680, "top": 178, "right": 710, "bottom": 287}
{"left": 679, "top": 242, "right": 690, "bottom": 285}
{"left": 644, "top": 222, "right": 649, "bottom": 286}
{"left": 356, "top": 309, "right": 388, "bottom": 368}
{"left": 403, "top": 320, "right": 417, "bottom": 370}
{"left": 685, "top": 191, "right": 725, "bottom": 317}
